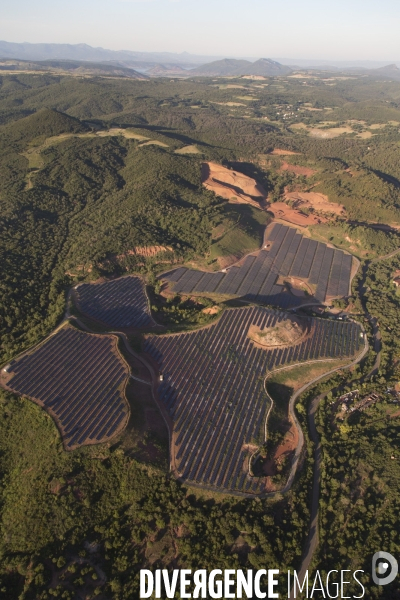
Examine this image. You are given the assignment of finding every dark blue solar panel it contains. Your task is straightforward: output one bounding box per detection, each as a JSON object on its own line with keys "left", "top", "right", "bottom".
{"left": 75, "top": 276, "right": 153, "bottom": 329}
{"left": 7, "top": 327, "right": 129, "bottom": 449}
{"left": 159, "top": 225, "right": 353, "bottom": 308}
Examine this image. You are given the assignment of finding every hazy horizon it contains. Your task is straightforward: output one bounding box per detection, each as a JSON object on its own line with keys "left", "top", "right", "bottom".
{"left": 0, "top": 41, "right": 399, "bottom": 67}
{"left": 2, "top": 0, "right": 400, "bottom": 62}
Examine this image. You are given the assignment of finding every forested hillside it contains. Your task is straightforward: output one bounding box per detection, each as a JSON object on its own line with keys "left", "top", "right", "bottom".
{"left": 0, "top": 107, "right": 221, "bottom": 362}
{"left": 1, "top": 72, "right": 400, "bottom": 363}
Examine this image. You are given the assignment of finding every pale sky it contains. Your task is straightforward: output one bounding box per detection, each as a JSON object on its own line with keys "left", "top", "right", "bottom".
{"left": 2, "top": 0, "right": 400, "bottom": 61}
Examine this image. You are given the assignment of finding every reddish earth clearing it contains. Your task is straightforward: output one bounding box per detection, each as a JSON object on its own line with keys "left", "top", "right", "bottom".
{"left": 268, "top": 187, "right": 345, "bottom": 226}
{"left": 284, "top": 190, "right": 345, "bottom": 215}
{"left": 263, "top": 421, "right": 299, "bottom": 477}
{"left": 267, "top": 202, "right": 328, "bottom": 226}
{"left": 279, "top": 161, "right": 316, "bottom": 177}
{"left": 201, "top": 162, "right": 267, "bottom": 208}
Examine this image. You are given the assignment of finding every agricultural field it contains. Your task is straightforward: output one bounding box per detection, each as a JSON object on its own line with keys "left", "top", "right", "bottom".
{"left": 162, "top": 223, "right": 354, "bottom": 307}
{"left": 144, "top": 306, "right": 363, "bottom": 494}
{"left": 73, "top": 276, "right": 154, "bottom": 330}
{"left": 0, "top": 326, "right": 129, "bottom": 449}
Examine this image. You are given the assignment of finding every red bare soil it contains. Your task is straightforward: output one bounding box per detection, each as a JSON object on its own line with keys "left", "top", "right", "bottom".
{"left": 268, "top": 202, "right": 328, "bottom": 226}
{"left": 284, "top": 190, "right": 345, "bottom": 215}
{"left": 201, "top": 162, "right": 267, "bottom": 208}
{"left": 263, "top": 421, "right": 299, "bottom": 477}
{"left": 279, "top": 161, "right": 316, "bottom": 177}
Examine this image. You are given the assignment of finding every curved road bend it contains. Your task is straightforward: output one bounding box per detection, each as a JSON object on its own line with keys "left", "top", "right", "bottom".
{"left": 280, "top": 343, "right": 368, "bottom": 495}
{"left": 288, "top": 347, "right": 372, "bottom": 599}
{"left": 290, "top": 262, "right": 388, "bottom": 597}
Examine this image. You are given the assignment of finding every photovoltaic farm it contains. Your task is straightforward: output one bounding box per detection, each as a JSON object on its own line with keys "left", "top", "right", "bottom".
{"left": 74, "top": 276, "right": 154, "bottom": 329}
{"left": 3, "top": 327, "right": 130, "bottom": 449}
{"left": 144, "top": 306, "right": 363, "bottom": 494}
{"left": 162, "top": 224, "right": 354, "bottom": 308}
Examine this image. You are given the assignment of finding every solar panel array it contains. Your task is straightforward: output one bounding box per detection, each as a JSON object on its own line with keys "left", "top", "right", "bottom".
{"left": 6, "top": 327, "right": 129, "bottom": 449}
{"left": 144, "top": 306, "right": 362, "bottom": 494}
{"left": 162, "top": 224, "right": 353, "bottom": 307}
{"left": 75, "top": 276, "right": 153, "bottom": 329}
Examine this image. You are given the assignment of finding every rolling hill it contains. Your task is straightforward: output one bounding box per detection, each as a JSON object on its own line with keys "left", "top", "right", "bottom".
{"left": 0, "top": 58, "right": 148, "bottom": 79}
{"left": 189, "top": 57, "right": 292, "bottom": 77}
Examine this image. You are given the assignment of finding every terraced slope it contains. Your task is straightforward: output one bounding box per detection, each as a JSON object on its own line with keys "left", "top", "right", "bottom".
{"left": 74, "top": 276, "right": 154, "bottom": 329}
{"left": 162, "top": 224, "right": 354, "bottom": 307}
{"left": 144, "top": 306, "right": 362, "bottom": 494}
{"left": 2, "top": 326, "right": 129, "bottom": 449}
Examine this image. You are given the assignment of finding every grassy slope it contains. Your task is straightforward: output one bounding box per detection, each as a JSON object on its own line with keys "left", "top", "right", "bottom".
{"left": 308, "top": 222, "right": 400, "bottom": 259}
{"left": 209, "top": 204, "right": 270, "bottom": 265}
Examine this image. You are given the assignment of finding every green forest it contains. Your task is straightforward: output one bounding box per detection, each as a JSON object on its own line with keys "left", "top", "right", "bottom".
{"left": 0, "top": 388, "right": 313, "bottom": 599}
{"left": 2, "top": 71, "right": 400, "bottom": 598}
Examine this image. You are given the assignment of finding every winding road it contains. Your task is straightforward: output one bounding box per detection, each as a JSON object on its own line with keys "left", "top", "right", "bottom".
{"left": 288, "top": 255, "right": 389, "bottom": 597}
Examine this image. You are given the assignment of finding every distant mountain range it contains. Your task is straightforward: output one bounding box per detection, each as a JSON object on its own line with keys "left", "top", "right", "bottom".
{"left": 370, "top": 63, "right": 400, "bottom": 81}
{"left": 0, "top": 40, "right": 219, "bottom": 66}
{"left": 1, "top": 41, "right": 400, "bottom": 81}
{"left": 188, "top": 58, "right": 292, "bottom": 77}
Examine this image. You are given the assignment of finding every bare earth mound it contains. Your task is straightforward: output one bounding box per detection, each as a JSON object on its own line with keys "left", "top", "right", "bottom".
{"left": 202, "top": 162, "right": 267, "bottom": 208}
{"left": 267, "top": 202, "right": 328, "bottom": 226}
{"left": 284, "top": 190, "right": 345, "bottom": 216}
{"left": 248, "top": 316, "right": 306, "bottom": 348}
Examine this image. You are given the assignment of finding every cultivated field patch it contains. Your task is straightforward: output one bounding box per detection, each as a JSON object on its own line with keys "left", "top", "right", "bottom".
{"left": 139, "top": 140, "right": 169, "bottom": 147}
{"left": 211, "top": 101, "right": 246, "bottom": 107}
{"left": 269, "top": 149, "right": 301, "bottom": 156}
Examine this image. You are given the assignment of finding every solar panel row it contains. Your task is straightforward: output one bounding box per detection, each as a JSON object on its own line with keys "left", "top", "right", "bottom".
{"left": 144, "top": 306, "right": 362, "bottom": 494}
{"left": 75, "top": 276, "right": 153, "bottom": 329}
{"left": 7, "top": 327, "right": 129, "bottom": 448}
{"left": 162, "top": 224, "right": 353, "bottom": 307}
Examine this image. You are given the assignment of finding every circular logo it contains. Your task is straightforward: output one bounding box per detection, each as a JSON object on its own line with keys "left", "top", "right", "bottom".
{"left": 372, "top": 552, "right": 398, "bottom": 586}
